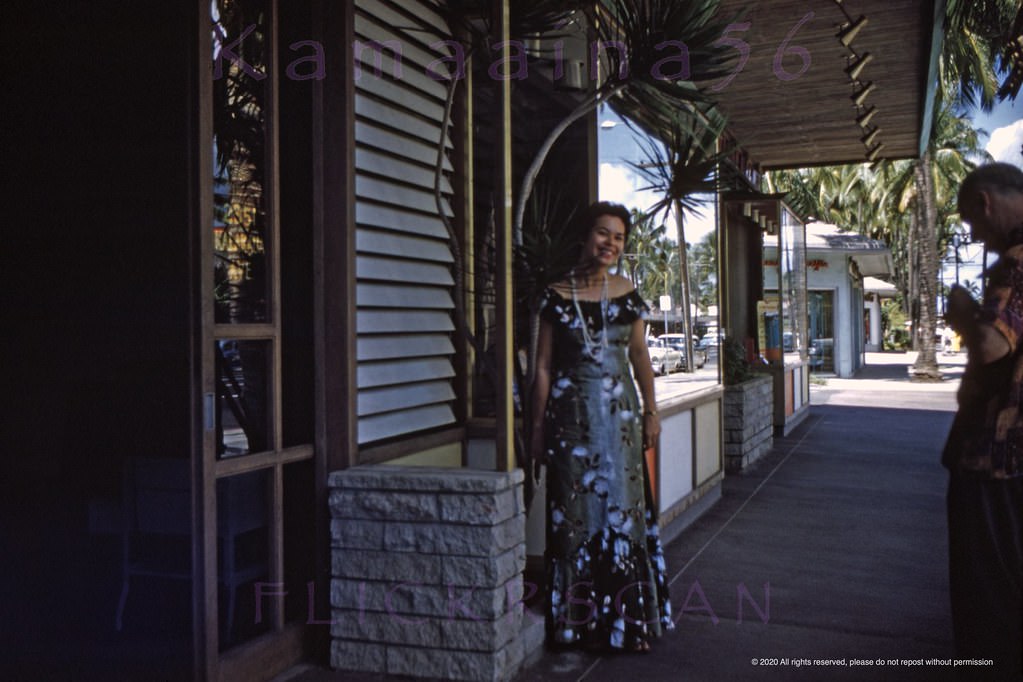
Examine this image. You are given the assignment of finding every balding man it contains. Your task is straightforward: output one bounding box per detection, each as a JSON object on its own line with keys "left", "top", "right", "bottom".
{"left": 944, "top": 162, "right": 1023, "bottom": 679}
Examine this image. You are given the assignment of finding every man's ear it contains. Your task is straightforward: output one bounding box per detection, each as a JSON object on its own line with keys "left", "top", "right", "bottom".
{"left": 976, "top": 189, "right": 994, "bottom": 217}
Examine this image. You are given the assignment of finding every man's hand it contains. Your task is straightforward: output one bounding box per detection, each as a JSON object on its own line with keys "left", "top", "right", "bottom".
{"left": 945, "top": 284, "right": 1012, "bottom": 362}
{"left": 945, "top": 284, "right": 979, "bottom": 335}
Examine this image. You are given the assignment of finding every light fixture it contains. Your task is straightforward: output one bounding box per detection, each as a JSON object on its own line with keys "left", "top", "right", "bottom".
{"left": 855, "top": 105, "right": 878, "bottom": 128}
{"left": 742, "top": 202, "right": 752, "bottom": 218}
{"left": 837, "top": 15, "right": 868, "bottom": 47}
{"left": 851, "top": 81, "right": 875, "bottom": 106}
{"left": 866, "top": 142, "right": 885, "bottom": 161}
{"left": 600, "top": 120, "right": 617, "bottom": 129}
{"left": 752, "top": 208, "right": 760, "bottom": 223}
{"left": 845, "top": 52, "right": 873, "bottom": 80}
{"left": 758, "top": 215, "right": 767, "bottom": 230}
{"left": 861, "top": 126, "right": 881, "bottom": 147}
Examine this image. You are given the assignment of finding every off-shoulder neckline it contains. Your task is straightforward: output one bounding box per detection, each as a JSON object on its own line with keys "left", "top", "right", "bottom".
{"left": 545, "top": 286, "right": 640, "bottom": 304}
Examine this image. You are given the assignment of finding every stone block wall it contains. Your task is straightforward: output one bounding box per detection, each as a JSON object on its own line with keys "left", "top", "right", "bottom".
{"left": 328, "top": 465, "right": 543, "bottom": 681}
{"left": 723, "top": 374, "right": 774, "bottom": 472}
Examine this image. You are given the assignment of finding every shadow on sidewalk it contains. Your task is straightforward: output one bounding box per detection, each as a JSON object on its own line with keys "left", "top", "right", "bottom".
{"left": 519, "top": 401, "right": 958, "bottom": 681}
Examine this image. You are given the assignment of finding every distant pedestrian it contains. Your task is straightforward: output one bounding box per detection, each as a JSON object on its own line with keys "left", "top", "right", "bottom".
{"left": 943, "top": 162, "right": 1023, "bottom": 679}
{"left": 941, "top": 325, "right": 954, "bottom": 354}
{"left": 529, "top": 202, "right": 673, "bottom": 653}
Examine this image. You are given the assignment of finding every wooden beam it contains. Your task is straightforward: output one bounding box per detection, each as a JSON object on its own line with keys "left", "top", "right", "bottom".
{"left": 494, "top": 0, "right": 515, "bottom": 472}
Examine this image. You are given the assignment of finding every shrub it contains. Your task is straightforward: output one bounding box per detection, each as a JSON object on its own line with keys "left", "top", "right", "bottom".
{"left": 722, "top": 336, "right": 756, "bottom": 386}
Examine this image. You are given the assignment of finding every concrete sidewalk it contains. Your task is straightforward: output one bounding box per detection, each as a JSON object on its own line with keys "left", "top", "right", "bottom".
{"left": 280, "top": 351, "right": 966, "bottom": 682}
{"left": 516, "top": 351, "right": 963, "bottom": 681}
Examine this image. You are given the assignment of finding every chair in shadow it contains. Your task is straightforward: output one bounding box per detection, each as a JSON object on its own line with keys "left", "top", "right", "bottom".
{"left": 115, "top": 457, "right": 269, "bottom": 640}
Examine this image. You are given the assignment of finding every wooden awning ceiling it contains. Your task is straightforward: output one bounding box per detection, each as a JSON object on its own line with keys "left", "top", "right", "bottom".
{"left": 706, "top": 0, "right": 942, "bottom": 170}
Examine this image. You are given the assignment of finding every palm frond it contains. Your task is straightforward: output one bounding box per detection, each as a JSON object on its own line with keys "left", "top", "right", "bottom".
{"left": 624, "top": 109, "right": 729, "bottom": 223}
{"left": 595, "top": 0, "right": 744, "bottom": 104}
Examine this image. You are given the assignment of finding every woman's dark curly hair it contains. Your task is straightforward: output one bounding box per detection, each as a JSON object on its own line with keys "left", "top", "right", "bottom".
{"left": 574, "top": 201, "right": 633, "bottom": 246}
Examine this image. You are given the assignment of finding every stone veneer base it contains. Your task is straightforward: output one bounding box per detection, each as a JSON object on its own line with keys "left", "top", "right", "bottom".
{"left": 328, "top": 465, "right": 538, "bottom": 681}
{"left": 723, "top": 374, "right": 774, "bottom": 473}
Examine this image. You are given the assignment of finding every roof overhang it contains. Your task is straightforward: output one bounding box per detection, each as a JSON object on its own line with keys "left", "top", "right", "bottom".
{"left": 864, "top": 276, "right": 899, "bottom": 296}
{"left": 708, "top": 0, "right": 944, "bottom": 170}
{"left": 850, "top": 252, "right": 894, "bottom": 278}
{"left": 805, "top": 222, "right": 894, "bottom": 276}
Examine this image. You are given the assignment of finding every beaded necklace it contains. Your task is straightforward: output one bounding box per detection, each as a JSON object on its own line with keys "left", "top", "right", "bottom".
{"left": 570, "top": 269, "right": 609, "bottom": 358}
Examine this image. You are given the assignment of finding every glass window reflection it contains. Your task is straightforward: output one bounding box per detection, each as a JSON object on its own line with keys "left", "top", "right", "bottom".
{"left": 212, "top": 0, "right": 270, "bottom": 324}
{"left": 216, "top": 339, "right": 271, "bottom": 457}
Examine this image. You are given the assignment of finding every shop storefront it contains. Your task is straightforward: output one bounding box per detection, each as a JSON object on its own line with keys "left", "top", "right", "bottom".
{"left": 801, "top": 223, "right": 894, "bottom": 377}
{"left": 4, "top": 1, "right": 944, "bottom": 680}
{"left": 722, "top": 194, "right": 810, "bottom": 436}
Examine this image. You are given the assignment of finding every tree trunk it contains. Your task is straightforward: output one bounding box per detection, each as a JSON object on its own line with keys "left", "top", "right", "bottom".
{"left": 912, "top": 151, "right": 941, "bottom": 379}
{"left": 908, "top": 204, "right": 919, "bottom": 351}
{"left": 674, "top": 201, "right": 694, "bottom": 371}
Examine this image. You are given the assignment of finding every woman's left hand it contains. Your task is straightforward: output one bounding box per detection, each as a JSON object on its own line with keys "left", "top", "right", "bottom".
{"left": 643, "top": 413, "right": 660, "bottom": 450}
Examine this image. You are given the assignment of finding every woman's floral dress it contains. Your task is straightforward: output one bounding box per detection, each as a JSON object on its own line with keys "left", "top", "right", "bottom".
{"left": 539, "top": 287, "right": 673, "bottom": 650}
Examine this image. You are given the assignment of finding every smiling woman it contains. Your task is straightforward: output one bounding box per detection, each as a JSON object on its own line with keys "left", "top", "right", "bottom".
{"left": 529, "top": 201, "right": 675, "bottom": 653}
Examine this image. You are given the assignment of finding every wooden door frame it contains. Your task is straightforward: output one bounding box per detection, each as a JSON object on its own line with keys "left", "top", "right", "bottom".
{"left": 308, "top": 0, "right": 358, "bottom": 663}
{"left": 193, "top": 0, "right": 331, "bottom": 677}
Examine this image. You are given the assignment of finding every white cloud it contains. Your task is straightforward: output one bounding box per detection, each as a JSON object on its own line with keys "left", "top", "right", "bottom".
{"left": 986, "top": 120, "right": 1023, "bottom": 170}
{"left": 598, "top": 163, "right": 717, "bottom": 244}
{"left": 598, "top": 163, "right": 643, "bottom": 209}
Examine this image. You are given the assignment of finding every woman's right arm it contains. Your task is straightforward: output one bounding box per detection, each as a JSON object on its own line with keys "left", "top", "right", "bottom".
{"left": 529, "top": 317, "right": 554, "bottom": 473}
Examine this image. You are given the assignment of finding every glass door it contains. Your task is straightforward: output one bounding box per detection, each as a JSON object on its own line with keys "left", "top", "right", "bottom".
{"left": 808, "top": 291, "right": 835, "bottom": 372}
{"left": 200, "top": 0, "right": 315, "bottom": 676}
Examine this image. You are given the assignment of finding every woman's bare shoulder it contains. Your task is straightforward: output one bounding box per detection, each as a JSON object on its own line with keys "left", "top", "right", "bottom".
{"left": 609, "top": 273, "right": 635, "bottom": 297}
{"left": 548, "top": 279, "right": 573, "bottom": 297}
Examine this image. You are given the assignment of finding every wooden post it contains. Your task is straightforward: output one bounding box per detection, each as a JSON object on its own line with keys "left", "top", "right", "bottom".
{"left": 494, "top": 0, "right": 515, "bottom": 472}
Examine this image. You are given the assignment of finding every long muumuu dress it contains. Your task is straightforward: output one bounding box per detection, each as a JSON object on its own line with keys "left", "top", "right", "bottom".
{"left": 539, "top": 287, "right": 673, "bottom": 650}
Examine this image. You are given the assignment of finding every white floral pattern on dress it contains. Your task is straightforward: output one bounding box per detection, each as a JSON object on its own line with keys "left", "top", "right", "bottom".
{"left": 539, "top": 287, "right": 673, "bottom": 650}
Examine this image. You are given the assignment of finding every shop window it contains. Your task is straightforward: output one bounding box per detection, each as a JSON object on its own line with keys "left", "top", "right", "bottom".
{"left": 595, "top": 107, "right": 723, "bottom": 397}
{"left": 215, "top": 339, "right": 271, "bottom": 457}
{"left": 213, "top": 0, "right": 270, "bottom": 325}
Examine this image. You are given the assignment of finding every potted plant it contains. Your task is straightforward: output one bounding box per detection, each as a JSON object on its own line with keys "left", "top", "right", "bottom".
{"left": 721, "top": 337, "right": 773, "bottom": 472}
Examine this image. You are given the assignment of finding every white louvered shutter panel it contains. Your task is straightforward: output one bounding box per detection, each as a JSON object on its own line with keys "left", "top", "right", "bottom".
{"left": 354, "top": 0, "right": 458, "bottom": 445}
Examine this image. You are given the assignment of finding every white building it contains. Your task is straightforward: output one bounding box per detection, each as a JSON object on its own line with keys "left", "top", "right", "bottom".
{"left": 802, "top": 223, "right": 895, "bottom": 377}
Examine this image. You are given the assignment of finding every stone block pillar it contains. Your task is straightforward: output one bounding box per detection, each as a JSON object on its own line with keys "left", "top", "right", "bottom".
{"left": 328, "top": 466, "right": 543, "bottom": 681}
{"left": 723, "top": 374, "right": 774, "bottom": 472}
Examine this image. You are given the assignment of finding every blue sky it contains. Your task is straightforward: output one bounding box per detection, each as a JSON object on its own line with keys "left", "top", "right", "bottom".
{"left": 944, "top": 98, "right": 1023, "bottom": 289}
{"left": 597, "top": 97, "right": 1021, "bottom": 297}
{"left": 971, "top": 98, "right": 1021, "bottom": 141}
{"left": 598, "top": 96, "right": 1021, "bottom": 253}
{"left": 970, "top": 98, "right": 1023, "bottom": 169}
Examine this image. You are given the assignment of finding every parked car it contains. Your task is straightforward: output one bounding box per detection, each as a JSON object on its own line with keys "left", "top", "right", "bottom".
{"left": 647, "top": 338, "right": 683, "bottom": 375}
{"left": 658, "top": 334, "right": 707, "bottom": 369}
{"left": 808, "top": 337, "right": 834, "bottom": 370}
{"left": 699, "top": 331, "right": 724, "bottom": 357}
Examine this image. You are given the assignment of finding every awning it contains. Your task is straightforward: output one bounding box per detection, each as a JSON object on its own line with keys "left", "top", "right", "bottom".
{"left": 864, "top": 276, "right": 899, "bottom": 296}
{"left": 806, "top": 221, "right": 894, "bottom": 277}
{"left": 709, "top": 0, "right": 943, "bottom": 169}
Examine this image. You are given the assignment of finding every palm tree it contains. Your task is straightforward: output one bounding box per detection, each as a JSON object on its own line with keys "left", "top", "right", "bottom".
{"left": 626, "top": 108, "right": 730, "bottom": 369}
{"left": 766, "top": 102, "right": 986, "bottom": 378}
{"left": 643, "top": 238, "right": 679, "bottom": 333}
{"left": 689, "top": 231, "right": 718, "bottom": 312}
{"left": 623, "top": 211, "right": 668, "bottom": 290}
{"left": 513, "top": 0, "right": 741, "bottom": 244}
{"left": 906, "top": 0, "right": 1019, "bottom": 376}
{"left": 943, "top": 0, "right": 1023, "bottom": 108}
